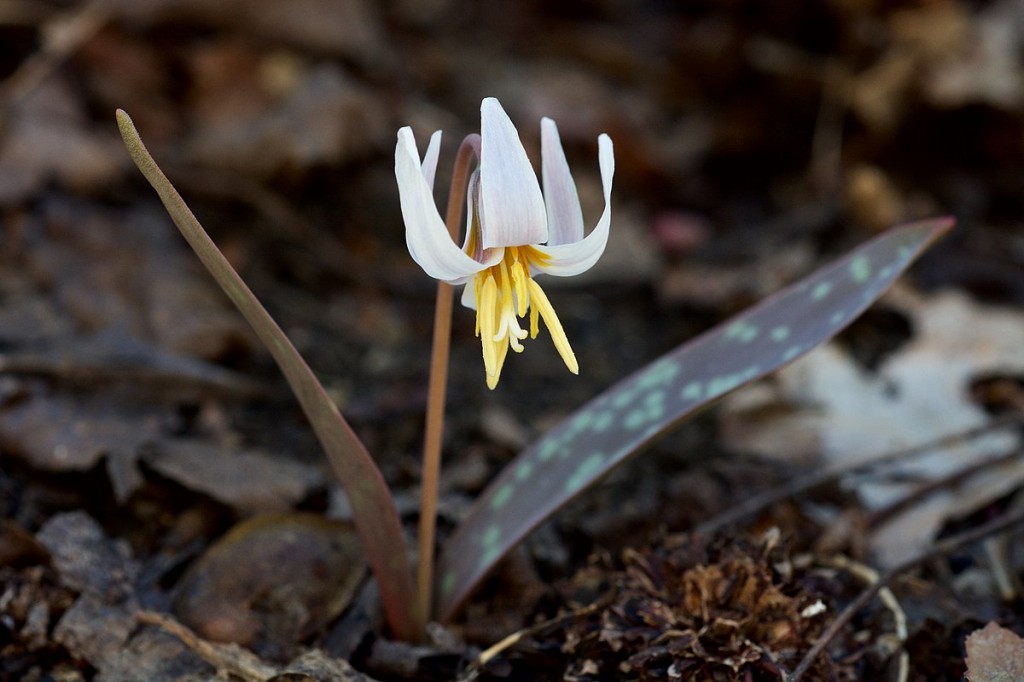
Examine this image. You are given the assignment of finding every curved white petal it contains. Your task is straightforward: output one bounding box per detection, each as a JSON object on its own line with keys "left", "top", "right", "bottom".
{"left": 421, "top": 130, "right": 442, "bottom": 190}
{"left": 396, "top": 126, "right": 484, "bottom": 281}
{"left": 541, "top": 118, "right": 584, "bottom": 246}
{"left": 534, "top": 134, "right": 614, "bottom": 277}
{"left": 461, "top": 170, "right": 483, "bottom": 257}
{"left": 479, "top": 98, "right": 547, "bottom": 249}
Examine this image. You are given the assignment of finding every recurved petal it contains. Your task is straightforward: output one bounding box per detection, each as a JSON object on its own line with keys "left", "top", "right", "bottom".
{"left": 541, "top": 118, "right": 584, "bottom": 247}
{"left": 479, "top": 98, "right": 548, "bottom": 249}
{"left": 421, "top": 130, "right": 442, "bottom": 190}
{"left": 534, "top": 133, "right": 614, "bottom": 277}
{"left": 396, "top": 127, "right": 484, "bottom": 281}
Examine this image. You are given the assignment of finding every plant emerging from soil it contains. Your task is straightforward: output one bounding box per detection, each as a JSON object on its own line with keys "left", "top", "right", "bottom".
{"left": 115, "top": 101, "right": 952, "bottom": 644}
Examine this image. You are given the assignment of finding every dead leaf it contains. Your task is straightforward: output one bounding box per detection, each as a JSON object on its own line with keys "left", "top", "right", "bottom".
{"left": 184, "top": 63, "right": 388, "bottom": 178}
{"left": 720, "top": 287, "right": 1024, "bottom": 565}
{"left": 0, "top": 389, "right": 162, "bottom": 495}
{"left": 173, "top": 513, "right": 366, "bottom": 660}
{"left": 964, "top": 621, "right": 1024, "bottom": 682}
{"left": 923, "top": 0, "right": 1024, "bottom": 110}
{"left": 0, "top": 77, "right": 125, "bottom": 204}
{"left": 146, "top": 439, "right": 324, "bottom": 514}
{"left": 35, "top": 512, "right": 140, "bottom": 670}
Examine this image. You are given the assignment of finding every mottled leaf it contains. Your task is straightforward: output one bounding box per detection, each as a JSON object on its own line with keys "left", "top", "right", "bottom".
{"left": 437, "top": 218, "right": 953, "bottom": 619}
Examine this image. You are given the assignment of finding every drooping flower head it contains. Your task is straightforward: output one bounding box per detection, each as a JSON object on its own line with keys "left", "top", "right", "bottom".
{"left": 396, "top": 97, "right": 614, "bottom": 389}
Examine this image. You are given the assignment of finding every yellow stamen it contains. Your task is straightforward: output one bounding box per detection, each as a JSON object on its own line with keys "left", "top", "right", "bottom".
{"left": 511, "top": 251, "right": 529, "bottom": 317}
{"left": 471, "top": 246, "right": 577, "bottom": 388}
{"left": 525, "top": 278, "right": 578, "bottom": 374}
{"left": 478, "top": 273, "right": 499, "bottom": 380}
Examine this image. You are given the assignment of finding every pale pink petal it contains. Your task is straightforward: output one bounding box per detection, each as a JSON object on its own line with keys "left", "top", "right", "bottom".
{"left": 534, "top": 134, "right": 614, "bottom": 276}
{"left": 396, "top": 127, "right": 483, "bottom": 282}
{"left": 541, "top": 118, "right": 584, "bottom": 246}
{"left": 479, "top": 98, "right": 547, "bottom": 249}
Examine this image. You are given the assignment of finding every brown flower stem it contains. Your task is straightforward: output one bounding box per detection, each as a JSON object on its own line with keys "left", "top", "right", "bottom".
{"left": 414, "top": 134, "right": 480, "bottom": 633}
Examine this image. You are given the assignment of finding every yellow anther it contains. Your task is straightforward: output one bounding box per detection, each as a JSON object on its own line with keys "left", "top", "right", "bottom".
{"left": 472, "top": 246, "right": 577, "bottom": 388}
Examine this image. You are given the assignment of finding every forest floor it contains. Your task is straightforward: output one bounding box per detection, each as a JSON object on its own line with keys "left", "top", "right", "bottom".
{"left": 3, "top": 1, "right": 1024, "bottom": 680}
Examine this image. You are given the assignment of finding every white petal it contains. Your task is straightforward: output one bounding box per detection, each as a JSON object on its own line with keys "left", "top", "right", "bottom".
{"left": 396, "top": 127, "right": 484, "bottom": 282}
{"left": 460, "top": 281, "right": 478, "bottom": 309}
{"left": 479, "top": 98, "right": 547, "bottom": 249}
{"left": 541, "top": 118, "right": 584, "bottom": 246}
{"left": 421, "top": 130, "right": 442, "bottom": 190}
{"left": 534, "top": 134, "right": 614, "bottom": 277}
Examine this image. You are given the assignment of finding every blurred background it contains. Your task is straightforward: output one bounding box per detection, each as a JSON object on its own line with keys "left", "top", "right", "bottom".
{"left": 2, "top": 0, "right": 1024, "bottom": 678}
{"left": 3, "top": 0, "right": 1023, "bottom": 401}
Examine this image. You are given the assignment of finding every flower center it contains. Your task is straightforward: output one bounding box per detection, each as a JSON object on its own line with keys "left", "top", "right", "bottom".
{"left": 473, "top": 246, "right": 578, "bottom": 389}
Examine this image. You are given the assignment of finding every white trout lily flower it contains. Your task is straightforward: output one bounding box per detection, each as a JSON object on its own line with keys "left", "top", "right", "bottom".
{"left": 396, "top": 97, "right": 614, "bottom": 389}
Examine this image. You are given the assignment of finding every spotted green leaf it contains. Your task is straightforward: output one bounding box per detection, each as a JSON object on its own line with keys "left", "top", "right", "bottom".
{"left": 115, "top": 111, "right": 417, "bottom": 641}
{"left": 436, "top": 217, "right": 953, "bottom": 619}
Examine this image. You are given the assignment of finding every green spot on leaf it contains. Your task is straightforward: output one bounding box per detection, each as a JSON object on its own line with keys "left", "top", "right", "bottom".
{"left": 811, "top": 281, "right": 832, "bottom": 301}
{"left": 490, "top": 484, "right": 514, "bottom": 510}
{"left": 592, "top": 411, "right": 615, "bottom": 432}
{"left": 612, "top": 388, "right": 638, "bottom": 410}
{"left": 681, "top": 381, "right": 702, "bottom": 401}
{"left": 564, "top": 453, "right": 605, "bottom": 494}
{"left": 624, "top": 408, "right": 648, "bottom": 430}
{"left": 707, "top": 374, "right": 743, "bottom": 396}
{"left": 850, "top": 254, "right": 871, "bottom": 282}
{"left": 643, "top": 390, "right": 666, "bottom": 421}
{"left": 782, "top": 345, "right": 804, "bottom": 362}
{"left": 441, "top": 571, "right": 456, "bottom": 596}
{"left": 478, "top": 545, "right": 500, "bottom": 572}
{"left": 770, "top": 326, "right": 790, "bottom": 342}
{"left": 569, "top": 411, "right": 593, "bottom": 433}
{"left": 636, "top": 358, "right": 682, "bottom": 388}
{"left": 481, "top": 524, "right": 500, "bottom": 548}
{"left": 514, "top": 461, "right": 534, "bottom": 482}
{"left": 726, "top": 321, "right": 759, "bottom": 343}
{"left": 644, "top": 390, "right": 665, "bottom": 409}
{"left": 538, "top": 439, "right": 560, "bottom": 462}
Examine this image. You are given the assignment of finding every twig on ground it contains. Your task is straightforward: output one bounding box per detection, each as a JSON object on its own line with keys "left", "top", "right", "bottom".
{"left": 789, "top": 502, "right": 1024, "bottom": 681}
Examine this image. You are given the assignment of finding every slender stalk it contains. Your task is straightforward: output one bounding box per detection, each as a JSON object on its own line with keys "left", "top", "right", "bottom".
{"left": 116, "top": 110, "right": 418, "bottom": 640}
{"left": 414, "top": 135, "right": 480, "bottom": 632}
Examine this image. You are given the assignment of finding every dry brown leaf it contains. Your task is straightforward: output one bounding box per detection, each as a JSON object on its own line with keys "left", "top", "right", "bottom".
{"left": 964, "top": 621, "right": 1024, "bottom": 682}
{"left": 923, "top": 0, "right": 1024, "bottom": 110}
{"left": 0, "top": 77, "right": 125, "bottom": 204}
{"left": 173, "top": 513, "right": 366, "bottom": 660}
{"left": 183, "top": 63, "right": 388, "bottom": 178}
{"left": 146, "top": 439, "right": 323, "bottom": 514}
